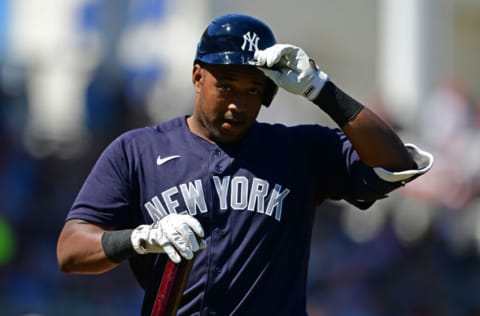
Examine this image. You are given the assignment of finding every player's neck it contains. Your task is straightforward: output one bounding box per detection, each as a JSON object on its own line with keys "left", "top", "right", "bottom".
{"left": 186, "top": 116, "right": 216, "bottom": 144}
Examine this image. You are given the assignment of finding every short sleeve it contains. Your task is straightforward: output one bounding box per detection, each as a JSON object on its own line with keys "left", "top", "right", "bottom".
{"left": 66, "top": 135, "right": 136, "bottom": 227}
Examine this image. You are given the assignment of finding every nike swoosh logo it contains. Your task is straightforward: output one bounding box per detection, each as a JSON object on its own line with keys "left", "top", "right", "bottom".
{"left": 156, "top": 155, "right": 180, "bottom": 166}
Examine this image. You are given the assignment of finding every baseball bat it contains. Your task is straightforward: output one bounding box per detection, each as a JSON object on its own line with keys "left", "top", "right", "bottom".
{"left": 150, "top": 258, "right": 194, "bottom": 316}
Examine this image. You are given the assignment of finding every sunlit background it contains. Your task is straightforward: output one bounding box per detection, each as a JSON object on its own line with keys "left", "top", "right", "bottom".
{"left": 1, "top": 0, "right": 480, "bottom": 315}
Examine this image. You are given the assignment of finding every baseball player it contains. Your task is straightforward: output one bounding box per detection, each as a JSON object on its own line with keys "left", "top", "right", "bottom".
{"left": 57, "top": 14, "right": 433, "bottom": 315}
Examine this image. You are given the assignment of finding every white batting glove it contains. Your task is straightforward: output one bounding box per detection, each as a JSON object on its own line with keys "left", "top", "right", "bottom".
{"left": 253, "top": 44, "right": 329, "bottom": 101}
{"left": 130, "top": 214, "right": 206, "bottom": 263}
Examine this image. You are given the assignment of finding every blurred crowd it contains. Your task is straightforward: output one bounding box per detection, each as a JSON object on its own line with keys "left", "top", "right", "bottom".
{"left": 306, "top": 75, "right": 480, "bottom": 316}
{"left": 0, "top": 60, "right": 150, "bottom": 315}
{"left": 1, "top": 2, "right": 480, "bottom": 316}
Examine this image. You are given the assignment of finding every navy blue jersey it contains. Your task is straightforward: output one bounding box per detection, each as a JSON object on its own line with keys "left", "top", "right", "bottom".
{"left": 67, "top": 116, "right": 403, "bottom": 315}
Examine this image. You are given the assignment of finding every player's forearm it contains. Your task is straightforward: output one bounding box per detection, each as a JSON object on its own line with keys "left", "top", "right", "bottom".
{"left": 57, "top": 220, "right": 119, "bottom": 274}
{"left": 57, "top": 215, "right": 205, "bottom": 274}
{"left": 314, "top": 81, "right": 414, "bottom": 171}
{"left": 341, "top": 107, "right": 414, "bottom": 171}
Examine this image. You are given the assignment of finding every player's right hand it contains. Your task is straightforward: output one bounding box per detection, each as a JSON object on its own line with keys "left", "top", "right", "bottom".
{"left": 253, "top": 44, "right": 329, "bottom": 101}
{"left": 130, "top": 214, "right": 206, "bottom": 263}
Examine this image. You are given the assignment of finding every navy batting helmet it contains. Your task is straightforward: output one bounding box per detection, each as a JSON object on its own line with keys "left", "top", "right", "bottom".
{"left": 194, "top": 14, "right": 278, "bottom": 107}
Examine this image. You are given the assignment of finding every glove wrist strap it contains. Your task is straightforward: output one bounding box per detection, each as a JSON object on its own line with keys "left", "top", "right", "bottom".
{"left": 101, "top": 229, "right": 136, "bottom": 263}
{"left": 303, "top": 70, "right": 329, "bottom": 101}
{"left": 312, "top": 81, "right": 364, "bottom": 127}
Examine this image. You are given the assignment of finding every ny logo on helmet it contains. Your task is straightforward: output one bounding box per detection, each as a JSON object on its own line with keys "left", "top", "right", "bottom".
{"left": 241, "top": 32, "right": 260, "bottom": 52}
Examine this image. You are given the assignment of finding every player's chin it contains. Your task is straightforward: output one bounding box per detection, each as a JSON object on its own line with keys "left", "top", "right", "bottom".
{"left": 216, "top": 121, "right": 250, "bottom": 143}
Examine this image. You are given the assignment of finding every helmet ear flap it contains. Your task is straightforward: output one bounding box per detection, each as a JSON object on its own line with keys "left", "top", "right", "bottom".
{"left": 263, "top": 78, "right": 278, "bottom": 107}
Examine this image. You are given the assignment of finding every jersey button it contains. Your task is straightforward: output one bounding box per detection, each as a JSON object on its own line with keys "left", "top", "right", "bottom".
{"left": 202, "top": 307, "right": 216, "bottom": 316}
{"left": 213, "top": 148, "right": 222, "bottom": 157}
{"left": 215, "top": 227, "right": 228, "bottom": 236}
{"left": 214, "top": 165, "right": 222, "bottom": 173}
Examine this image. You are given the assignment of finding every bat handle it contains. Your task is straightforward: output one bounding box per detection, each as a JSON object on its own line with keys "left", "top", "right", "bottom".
{"left": 150, "top": 258, "right": 194, "bottom": 316}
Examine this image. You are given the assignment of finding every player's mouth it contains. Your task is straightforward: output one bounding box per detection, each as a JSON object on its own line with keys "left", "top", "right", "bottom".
{"left": 221, "top": 118, "right": 244, "bottom": 130}
{"left": 221, "top": 112, "right": 248, "bottom": 130}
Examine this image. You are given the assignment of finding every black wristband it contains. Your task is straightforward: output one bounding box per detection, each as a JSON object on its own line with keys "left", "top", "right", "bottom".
{"left": 101, "top": 229, "right": 136, "bottom": 263}
{"left": 312, "top": 81, "right": 364, "bottom": 127}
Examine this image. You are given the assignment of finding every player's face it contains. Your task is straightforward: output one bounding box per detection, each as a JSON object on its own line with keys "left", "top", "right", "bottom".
{"left": 189, "top": 63, "right": 266, "bottom": 144}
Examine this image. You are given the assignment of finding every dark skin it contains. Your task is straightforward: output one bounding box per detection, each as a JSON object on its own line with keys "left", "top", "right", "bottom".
{"left": 56, "top": 220, "right": 115, "bottom": 274}
{"left": 57, "top": 62, "right": 413, "bottom": 274}
{"left": 187, "top": 63, "right": 267, "bottom": 144}
{"left": 313, "top": 82, "right": 414, "bottom": 171}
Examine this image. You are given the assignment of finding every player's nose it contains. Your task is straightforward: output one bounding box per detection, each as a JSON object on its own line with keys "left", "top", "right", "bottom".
{"left": 227, "top": 94, "right": 249, "bottom": 111}
{"left": 227, "top": 101, "right": 243, "bottom": 112}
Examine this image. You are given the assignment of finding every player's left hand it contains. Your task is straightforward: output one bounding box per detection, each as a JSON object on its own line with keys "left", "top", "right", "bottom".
{"left": 253, "top": 44, "right": 329, "bottom": 101}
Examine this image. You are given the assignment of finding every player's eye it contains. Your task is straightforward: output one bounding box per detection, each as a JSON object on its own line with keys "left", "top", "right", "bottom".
{"left": 248, "top": 88, "right": 259, "bottom": 95}
{"left": 218, "top": 84, "right": 232, "bottom": 92}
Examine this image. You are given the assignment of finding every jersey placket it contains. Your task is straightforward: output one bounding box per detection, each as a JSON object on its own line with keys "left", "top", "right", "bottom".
{"left": 201, "top": 145, "right": 234, "bottom": 316}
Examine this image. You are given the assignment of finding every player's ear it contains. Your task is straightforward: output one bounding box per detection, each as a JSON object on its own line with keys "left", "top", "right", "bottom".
{"left": 192, "top": 64, "right": 203, "bottom": 92}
